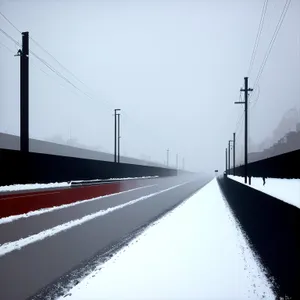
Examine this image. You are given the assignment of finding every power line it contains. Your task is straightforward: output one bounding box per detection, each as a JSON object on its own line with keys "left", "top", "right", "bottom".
{"left": 0, "top": 11, "right": 21, "bottom": 33}
{"left": 0, "top": 26, "right": 100, "bottom": 105}
{"left": 0, "top": 40, "right": 15, "bottom": 54}
{"left": 0, "top": 10, "right": 174, "bottom": 153}
{"left": 253, "top": 0, "right": 291, "bottom": 88}
{"left": 30, "top": 58, "right": 83, "bottom": 99}
{"left": 30, "top": 37, "right": 90, "bottom": 89}
{"left": 0, "top": 28, "right": 20, "bottom": 46}
{"left": 0, "top": 11, "right": 104, "bottom": 104}
{"left": 249, "top": 84, "right": 261, "bottom": 109}
{"left": 248, "top": 0, "right": 269, "bottom": 76}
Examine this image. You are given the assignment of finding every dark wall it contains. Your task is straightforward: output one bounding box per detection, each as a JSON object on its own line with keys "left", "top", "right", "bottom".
{"left": 0, "top": 132, "right": 165, "bottom": 168}
{"left": 218, "top": 176, "right": 300, "bottom": 299}
{"left": 0, "top": 149, "right": 177, "bottom": 186}
{"left": 230, "top": 149, "right": 300, "bottom": 178}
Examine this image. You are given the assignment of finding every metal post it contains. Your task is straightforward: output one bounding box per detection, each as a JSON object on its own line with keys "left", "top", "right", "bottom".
{"left": 225, "top": 148, "right": 227, "bottom": 174}
{"left": 236, "top": 77, "right": 252, "bottom": 183}
{"left": 20, "top": 32, "right": 29, "bottom": 152}
{"left": 244, "top": 77, "right": 248, "bottom": 183}
{"left": 114, "top": 109, "right": 120, "bottom": 163}
{"left": 117, "top": 113, "right": 120, "bottom": 163}
{"left": 167, "top": 149, "right": 169, "bottom": 167}
{"left": 228, "top": 140, "right": 231, "bottom": 175}
{"left": 233, "top": 132, "right": 236, "bottom": 176}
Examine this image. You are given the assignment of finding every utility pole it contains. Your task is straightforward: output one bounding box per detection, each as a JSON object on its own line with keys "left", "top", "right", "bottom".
{"left": 235, "top": 77, "right": 253, "bottom": 183}
{"left": 166, "top": 149, "right": 169, "bottom": 167}
{"left": 176, "top": 153, "right": 178, "bottom": 170}
{"left": 182, "top": 157, "right": 185, "bottom": 170}
{"left": 228, "top": 141, "right": 231, "bottom": 175}
{"left": 117, "top": 112, "right": 121, "bottom": 163}
{"left": 18, "top": 32, "right": 29, "bottom": 152}
{"left": 225, "top": 148, "right": 227, "bottom": 174}
{"left": 233, "top": 132, "right": 236, "bottom": 176}
{"left": 114, "top": 109, "right": 120, "bottom": 163}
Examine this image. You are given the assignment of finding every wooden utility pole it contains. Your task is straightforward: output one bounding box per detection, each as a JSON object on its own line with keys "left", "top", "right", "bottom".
{"left": 235, "top": 77, "right": 253, "bottom": 183}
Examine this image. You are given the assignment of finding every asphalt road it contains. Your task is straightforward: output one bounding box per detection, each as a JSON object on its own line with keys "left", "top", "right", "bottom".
{"left": 0, "top": 174, "right": 207, "bottom": 300}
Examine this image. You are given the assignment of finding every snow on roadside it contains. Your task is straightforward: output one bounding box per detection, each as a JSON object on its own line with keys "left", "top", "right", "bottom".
{"left": 0, "top": 181, "right": 70, "bottom": 192}
{"left": 228, "top": 175, "right": 300, "bottom": 209}
{"left": 71, "top": 176, "right": 159, "bottom": 184}
{"left": 0, "top": 176, "right": 159, "bottom": 193}
{"left": 58, "top": 179, "right": 275, "bottom": 300}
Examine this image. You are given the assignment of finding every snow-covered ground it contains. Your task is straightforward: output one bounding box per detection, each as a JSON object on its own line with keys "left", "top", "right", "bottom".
{"left": 228, "top": 175, "right": 300, "bottom": 209}
{"left": 71, "top": 176, "right": 159, "bottom": 184}
{"left": 58, "top": 179, "right": 275, "bottom": 300}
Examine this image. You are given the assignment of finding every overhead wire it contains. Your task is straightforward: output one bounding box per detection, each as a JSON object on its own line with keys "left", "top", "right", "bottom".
{"left": 252, "top": 0, "right": 291, "bottom": 89}
{"left": 0, "top": 40, "right": 15, "bottom": 54}
{"left": 0, "top": 11, "right": 21, "bottom": 33}
{"left": 235, "top": 0, "right": 291, "bottom": 155}
{"left": 0, "top": 10, "right": 173, "bottom": 157}
{"left": 0, "top": 28, "right": 20, "bottom": 46}
{"left": 248, "top": 0, "right": 269, "bottom": 76}
{"left": 30, "top": 37, "right": 92, "bottom": 90}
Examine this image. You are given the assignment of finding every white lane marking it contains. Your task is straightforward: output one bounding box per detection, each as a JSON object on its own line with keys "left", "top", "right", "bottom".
{"left": 0, "top": 185, "right": 157, "bottom": 225}
{"left": 0, "top": 181, "right": 191, "bottom": 257}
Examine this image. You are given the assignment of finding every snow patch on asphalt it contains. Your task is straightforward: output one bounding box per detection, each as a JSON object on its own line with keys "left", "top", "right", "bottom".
{"left": 228, "top": 175, "right": 300, "bottom": 209}
{"left": 58, "top": 179, "right": 275, "bottom": 300}
{"left": 0, "top": 181, "right": 190, "bottom": 257}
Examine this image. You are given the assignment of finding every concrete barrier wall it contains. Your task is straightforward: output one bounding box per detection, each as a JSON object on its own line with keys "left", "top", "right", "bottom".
{"left": 218, "top": 176, "right": 300, "bottom": 299}
{"left": 0, "top": 149, "right": 177, "bottom": 186}
{"left": 229, "top": 149, "right": 300, "bottom": 179}
{"left": 0, "top": 132, "right": 165, "bottom": 168}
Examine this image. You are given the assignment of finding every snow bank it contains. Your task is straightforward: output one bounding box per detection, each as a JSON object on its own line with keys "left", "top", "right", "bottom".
{"left": 0, "top": 176, "right": 159, "bottom": 193}
{"left": 0, "top": 182, "right": 70, "bottom": 192}
{"left": 228, "top": 175, "right": 300, "bottom": 209}
{"left": 59, "top": 179, "right": 275, "bottom": 300}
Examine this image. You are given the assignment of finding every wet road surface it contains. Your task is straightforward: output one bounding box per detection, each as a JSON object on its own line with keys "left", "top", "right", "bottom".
{"left": 0, "top": 175, "right": 206, "bottom": 300}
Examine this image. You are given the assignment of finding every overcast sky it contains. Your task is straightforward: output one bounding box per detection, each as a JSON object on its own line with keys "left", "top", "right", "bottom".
{"left": 0, "top": 0, "right": 299, "bottom": 173}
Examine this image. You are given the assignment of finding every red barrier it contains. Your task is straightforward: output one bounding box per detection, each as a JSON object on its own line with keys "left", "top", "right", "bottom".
{"left": 0, "top": 182, "right": 133, "bottom": 218}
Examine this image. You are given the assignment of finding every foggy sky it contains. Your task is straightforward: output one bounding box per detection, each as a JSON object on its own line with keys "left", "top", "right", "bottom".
{"left": 0, "top": 0, "right": 299, "bottom": 173}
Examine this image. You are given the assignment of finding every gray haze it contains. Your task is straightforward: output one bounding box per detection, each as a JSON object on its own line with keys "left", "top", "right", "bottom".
{"left": 0, "top": 0, "right": 299, "bottom": 173}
